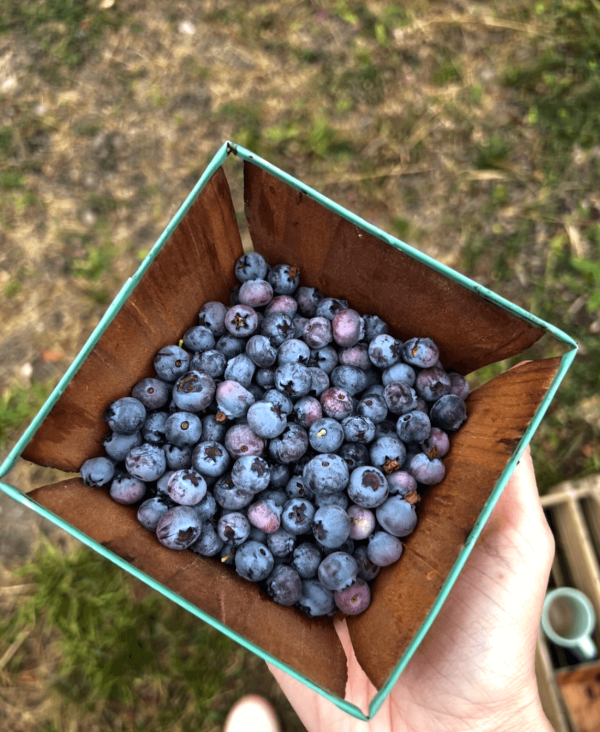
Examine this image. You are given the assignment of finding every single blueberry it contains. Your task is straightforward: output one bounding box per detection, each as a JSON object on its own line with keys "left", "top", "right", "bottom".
{"left": 320, "top": 387, "right": 353, "bottom": 421}
{"left": 247, "top": 400, "right": 288, "bottom": 439}
{"left": 235, "top": 540, "right": 274, "bottom": 582}
{"left": 202, "top": 414, "right": 227, "bottom": 443}
{"left": 268, "top": 462, "right": 290, "bottom": 490}
{"left": 368, "top": 334, "right": 401, "bottom": 370}
{"left": 291, "top": 543, "right": 322, "bottom": 579}
{"left": 235, "top": 252, "right": 268, "bottom": 282}
{"left": 341, "top": 415, "right": 376, "bottom": 444}
{"left": 81, "top": 456, "right": 115, "bottom": 487}
{"left": 332, "top": 309, "right": 365, "bottom": 348}
{"left": 224, "top": 353, "right": 256, "bottom": 387}
{"left": 138, "top": 496, "right": 172, "bottom": 531}
{"left": 267, "top": 527, "right": 296, "bottom": 557}
{"left": 334, "top": 578, "right": 371, "bottom": 615}
{"left": 156, "top": 506, "right": 202, "bottom": 550}
{"left": 430, "top": 394, "right": 467, "bottom": 432}
{"left": 214, "top": 474, "right": 254, "bottom": 510}
{"left": 367, "top": 530, "right": 403, "bottom": 566}
{"left": 318, "top": 551, "right": 358, "bottom": 591}
{"left": 402, "top": 337, "right": 440, "bottom": 368}
{"left": 132, "top": 378, "right": 171, "bottom": 410}
{"left": 109, "top": 474, "right": 146, "bottom": 504}
{"left": 238, "top": 278, "right": 274, "bottom": 308}
{"left": 231, "top": 455, "right": 271, "bottom": 493}
{"left": 224, "top": 305, "right": 259, "bottom": 339}
{"left": 410, "top": 452, "right": 446, "bottom": 485}
{"left": 338, "top": 442, "right": 369, "bottom": 472}
{"left": 262, "top": 388, "right": 293, "bottom": 415}
{"left": 103, "top": 430, "right": 143, "bottom": 462}
{"left": 266, "top": 295, "right": 298, "bottom": 318}
{"left": 281, "top": 498, "right": 316, "bottom": 535}
{"left": 357, "top": 394, "right": 388, "bottom": 424}
{"left": 382, "top": 363, "right": 416, "bottom": 388}
{"left": 383, "top": 381, "right": 417, "bottom": 415}
{"left": 448, "top": 371, "right": 470, "bottom": 400}
{"left": 293, "top": 396, "right": 323, "bottom": 428}
{"left": 183, "top": 325, "right": 215, "bottom": 353}
{"left": 308, "top": 346, "right": 338, "bottom": 374}
{"left": 192, "top": 441, "right": 231, "bottom": 478}
{"left": 193, "top": 349, "right": 226, "bottom": 379}
{"left": 309, "top": 417, "right": 345, "bottom": 453}
{"left": 285, "top": 476, "right": 316, "bottom": 502}
{"left": 193, "top": 492, "right": 218, "bottom": 521}
{"left": 303, "top": 454, "right": 349, "bottom": 495}
{"left": 339, "top": 342, "right": 371, "bottom": 371}
{"left": 104, "top": 397, "right": 146, "bottom": 435}
{"left": 189, "top": 522, "right": 224, "bottom": 557}
{"left": 261, "top": 312, "right": 295, "bottom": 347}
{"left": 218, "top": 512, "right": 251, "bottom": 546}
{"left": 421, "top": 427, "right": 450, "bottom": 459}
{"left": 256, "top": 367, "right": 275, "bottom": 389}
{"left": 268, "top": 263, "right": 300, "bottom": 295}
{"left": 347, "top": 505, "right": 376, "bottom": 540}
{"left": 215, "top": 333, "right": 246, "bottom": 359}
{"left": 125, "top": 444, "right": 166, "bottom": 482}
{"left": 303, "top": 317, "right": 332, "bottom": 349}
{"left": 164, "top": 444, "right": 193, "bottom": 470}
{"left": 295, "top": 287, "right": 324, "bottom": 318}
{"left": 369, "top": 435, "right": 407, "bottom": 474}
{"left": 165, "top": 411, "right": 203, "bottom": 447}
{"left": 248, "top": 498, "right": 282, "bottom": 534}
{"left": 166, "top": 469, "right": 207, "bottom": 505}
{"left": 173, "top": 371, "right": 216, "bottom": 413}
{"left": 347, "top": 466, "right": 389, "bottom": 508}
{"left": 198, "top": 301, "right": 228, "bottom": 336}
{"left": 274, "top": 362, "right": 312, "bottom": 398}
{"left": 296, "top": 579, "right": 336, "bottom": 617}
{"left": 312, "top": 505, "right": 351, "bottom": 549}
{"left": 154, "top": 345, "right": 190, "bottom": 383}
{"left": 415, "top": 367, "right": 452, "bottom": 402}
{"left": 354, "top": 545, "right": 381, "bottom": 581}
{"left": 266, "top": 565, "right": 303, "bottom": 606}
{"left": 396, "top": 411, "right": 431, "bottom": 444}
{"left": 315, "top": 298, "right": 348, "bottom": 321}
{"left": 376, "top": 495, "right": 418, "bottom": 536}
{"left": 268, "top": 424, "right": 309, "bottom": 464}
{"left": 224, "top": 423, "right": 265, "bottom": 458}
{"left": 277, "top": 338, "right": 310, "bottom": 366}
{"left": 215, "top": 380, "right": 256, "bottom": 420}
{"left": 246, "top": 335, "right": 277, "bottom": 368}
{"left": 362, "top": 314, "right": 388, "bottom": 341}
{"left": 141, "top": 412, "right": 168, "bottom": 445}
{"left": 386, "top": 470, "right": 418, "bottom": 496}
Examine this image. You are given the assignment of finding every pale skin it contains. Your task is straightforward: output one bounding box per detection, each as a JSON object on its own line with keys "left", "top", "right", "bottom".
{"left": 268, "top": 445, "right": 555, "bottom": 732}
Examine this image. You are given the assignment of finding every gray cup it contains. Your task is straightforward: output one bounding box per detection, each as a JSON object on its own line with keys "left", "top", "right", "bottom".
{"left": 542, "top": 587, "right": 598, "bottom": 661}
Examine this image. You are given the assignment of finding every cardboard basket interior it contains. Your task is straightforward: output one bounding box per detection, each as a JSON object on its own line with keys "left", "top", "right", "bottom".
{"left": 0, "top": 143, "right": 576, "bottom": 719}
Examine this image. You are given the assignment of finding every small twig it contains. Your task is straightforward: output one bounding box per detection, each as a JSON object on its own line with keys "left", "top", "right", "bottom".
{"left": 0, "top": 626, "right": 34, "bottom": 671}
{"left": 411, "top": 15, "right": 552, "bottom": 39}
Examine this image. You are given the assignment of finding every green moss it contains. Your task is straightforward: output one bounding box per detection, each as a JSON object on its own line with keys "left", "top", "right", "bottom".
{"left": 0, "top": 381, "right": 56, "bottom": 449}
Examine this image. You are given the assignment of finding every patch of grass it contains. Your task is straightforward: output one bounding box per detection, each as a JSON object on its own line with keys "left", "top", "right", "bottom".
{"left": 432, "top": 57, "right": 462, "bottom": 86}
{"left": 215, "top": 101, "right": 263, "bottom": 152}
{"left": 475, "top": 133, "right": 511, "bottom": 170}
{"left": 0, "top": 539, "right": 243, "bottom": 729}
{"left": 0, "top": 381, "right": 55, "bottom": 450}
{"left": 69, "top": 240, "right": 115, "bottom": 281}
{"left": 0, "top": 0, "right": 126, "bottom": 81}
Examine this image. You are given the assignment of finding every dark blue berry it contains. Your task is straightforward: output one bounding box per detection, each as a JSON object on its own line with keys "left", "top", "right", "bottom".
{"left": 295, "top": 287, "right": 323, "bottom": 317}
{"left": 103, "top": 430, "right": 142, "bottom": 461}
{"left": 81, "top": 456, "right": 115, "bottom": 487}
{"left": 141, "top": 412, "right": 168, "bottom": 445}
{"left": 269, "top": 424, "right": 309, "bottom": 464}
{"left": 247, "top": 400, "right": 287, "bottom": 439}
{"left": 309, "top": 418, "right": 344, "bottom": 453}
{"left": 261, "top": 313, "right": 294, "bottom": 347}
{"left": 376, "top": 495, "right": 418, "bottom": 536}
{"left": 235, "top": 252, "right": 268, "bottom": 282}
{"left": 362, "top": 314, "right": 388, "bottom": 341}
{"left": 173, "top": 371, "right": 216, "bottom": 412}
{"left": 235, "top": 540, "right": 274, "bottom": 581}
{"left": 296, "top": 579, "right": 336, "bottom": 617}
{"left": 396, "top": 411, "right": 431, "bottom": 444}
{"left": 368, "top": 334, "right": 401, "bottom": 369}
{"left": 268, "top": 263, "right": 300, "bottom": 295}
{"left": 183, "top": 325, "right": 215, "bottom": 353}
{"left": 246, "top": 335, "right": 277, "bottom": 368}
{"left": 367, "top": 531, "right": 403, "bottom": 566}
{"left": 154, "top": 345, "right": 190, "bottom": 382}
{"left": 281, "top": 498, "right": 316, "bottom": 535}
{"left": 192, "top": 441, "right": 230, "bottom": 478}
{"left": 125, "top": 444, "right": 166, "bottom": 482}
{"left": 341, "top": 415, "right": 376, "bottom": 444}
{"left": 156, "top": 506, "right": 202, "bottom": 550}
{"left": 312, "top": 505, "right": 351, "bottom": 548}
{"left": 164, "top": 444, "right": 193, "bottom": 470}
{"left": 165, "top": 411, "right": 202, "bottom": 447}
{"left": 402, "top": 337, "right": 439, "bottom": 368}
{"left": 430, "top": 394, "right": 467, "bottom": 432}
{"left": 138, "top": 496, "right": 172, "bottom": 531}
{"left": 410, "top": 452, "right": 446, "bottom": 484}
{"left": 215, "top": 333, "right": 245, "bottom": 359}
{"left": 132, "top": 378, "right": 170, "bottom": 410}
{"left": 318, "top": 551, "right": 358, "bottom": 591}
{"left": 266, "top": 565, "right": 303, "bottom": 605}
{"left": 303, "top": 454, "right": 349, "bottom": 495}
{"left": 309, "top": 346, "right": 338, "bottom": 373}
{"left": 231, "top": 455, "right": 271, "bottom": 493}
{"left": 383, "top": 381, "right": 417, "bottom": 415}
{"left": 347, "top": 466, "right": 389, "bottom": 508}
{"left": 198, "top": 301, "right": 228, "bottom": 336}
{"left": 104, "top": 397, "right": 146, "bottom": 435}
{"left": 218, "top": 512, "right": 251, "bottom": 546}
{"left": 190, "top": 522, "right": 224, "bottom": 557}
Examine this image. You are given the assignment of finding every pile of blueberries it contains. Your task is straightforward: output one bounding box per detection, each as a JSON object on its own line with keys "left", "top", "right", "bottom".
{"left": 80, "top": 252, "right": 468, "bottom": 617}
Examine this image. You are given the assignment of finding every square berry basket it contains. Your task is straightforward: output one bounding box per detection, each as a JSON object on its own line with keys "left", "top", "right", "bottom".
{"left": 0, "top": 141, "right": 578, "bottom": 720}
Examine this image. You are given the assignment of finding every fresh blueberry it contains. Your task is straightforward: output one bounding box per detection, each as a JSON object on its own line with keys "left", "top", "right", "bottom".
{"left": 238, "top": 278, "right": 274, "bottom": 309}
{"left": 303, "top": 454, "right": 349, "bottom": 495}
{"left": 248, "top": 498, "right": 282, "bottom": 533}
{"left": 291, "top": 543, "right": 322, "bottom": 578}
{"left": 347, "top": 466, "right": 389, "bottom": 508}
{"left": 156, "top": 470, "right": 176, "bottom": 495}
{"left": 173, "top": 371, "right": 216, "bottom": 412}
{"left": 277, "top": 338, "right": 310, "bottom": 366}
{"left": 316, "top": 298, "right": 347, "bottom": 321}
{"left": 164, "top": 444, "right": 193, "bottom": 470}
{"left": 410, "top": 452, "right": 446, "bottom": 485}
{"left": 165, "top": 411, "right": 202, "bottom": 447}
{"left": 293, "top": 396, "right": 323, "bottom": 428}
{"left": 215, "top": 380, "right": 256, "bottom": 420}
{"left": 332, "top": 309, "right": 365, "bottom": 348}
{"left": 104, "top": 397, "right": 146, "bottom": 435}
{"left": 303, "top": 317, "right": 332, "bottom": 349}
{"left": 285, "top": 476, "right": 315, "bottom": 502}
{"left": 357, "top": 394, "right": 388, "bottom": 424}
{"left": 200, "top": 414, "right": 226, "bottom": 443}
{"left": 103, "top": 430, "right": 143, "bottom": 462}
{"left": 293, "top": 316, "right": 310, "bottom": 339}
{"left": 166, "top": 469, "right": 207, "bottom": 505}
{"left": 266, "top": 295, "right": 298, "bottom": 318}
{"left": 141, "top": 412, "right": 168, "bottom": 445}
{"left": 368, "top": 334, "right": 402, "bottom": 370}
{"left": 224, "top": 305, "right": 259, "bottom": 339}
{"left": 281, "top": 498, "right": 316, "bottom": 535}
{"left": 214, "top": 474, "right": 254, "bottom": 509}
{"left": 156, "top": 506, "right": 202, "bottom": 550}
{"left": 235, "top": 252, "right": 269, "bottom": 282}
{"left": 367, "top": 531, "right": 403, "bottom": 566}
{"left": 274, "top": 362, "right": 312, "bottom": 398}
{"left": 198, "top": 301, "right": 228, "bottom": 336}
{"left": 266, "top": 565, "right": 303, "bottom": 606}
{"left": 383, "top": 381, "right": 417, "bottom": 415}
{"left": 262, "top": 388, "right": 293, "bottom": 415}
{"left": 334, "top": 578, "right": 371, "bottom": 615}
{"left": 81, "top": 456, "right": 115, "bottom": 487}
{"left": 235, "top": 540, "right": 275, "bottom": 581}
{"left": 125, "top": 444, "right": 166, "bottom": 482}
{"left": 309, "top": 346, "right": 338, "bottom": 374}
{"left": 215, "top": 333, "right": 246, "bottom": 359}
{"left": 268, "top": 263, "right": 300, "bottom": 295}
{"left": 154, "top": 345, "right": 190, "bottom": 383}
{"left": 362, "top": 314, "right": 388, "bottom": 341}
{"left": 402, "top": 337, "right": 440, "bottom": 368}
{"left": 231, "top": 455, "right": 271, "bottom": 493}
{"left": 224, "top": 353, "right": 255, "bottom": 388}
{"left": 421, "top": 427, "right": 450, "bottom": 459}
{"left": 338, "top": 442, "right": 369, "bottom": 472}
{"left": 193, "top": 492, "right": 218, "bottom": 521}
{"left": 430, "top": 394, "right": 467, "bottom": 432}
{"left": 369, "top": 435, "right": 407, "bottom": 474}
{"left": 224, "top": 423, "right": 265, "bottom": 458}
{"left": 320, "top": 387, "right": 353, "bottom": 421}
{"left": 415, "top": 367, "right": 452, "bottom": 402}
{"left": 377, "top": 495, "right": 418, "bottom": 536}
{"left": 307, "top": 367, "right": 330, "bottom": 398}
{"left": 341, "top": 415, "right": 376, "bottom": 444}
{"left": 386, "top": 470, "right": 418, "bottom": 496}
{"left": 218, "top": 512, "right": 251, "bottom": 546}
{"left": 137, "top": 496, "right": 172, "bottom": 531}
{"left": 347, "top": 505, "right": 376, "bottom": 540}
{"left": 396, "top": 411, "right": 431, "bottom": 444}
{"left": 295, "top": 286, "right": 324, "bottom": 317}
{"left": 448, "top": 371, "right": 470, "bottom": 400}
{"left": 318, "top": 551, "right": 358, "bottom": 591}
{"left": 339, "top": 342, "right": 371, "bottom": 371}
{"left": 309, "top": 418, "right": 345, "bottom": 453}
{"left": 382, "top": 363, "right": 416, "bottom": 388}
{"left": 354, "top": 545, "right": 381, "bottom": 581}
{"left": 191, "top": 441, "right": 230, "bottom": 478}
{"left": 296, "top": 579, "right": 336, "bottom": 617}
{"left": 189, "top": 522, "right": 224, "bottom": 557}
{"left": 131, "top": 378, "right": 171, "bottom": 411}
{"left": 195, "top": 349, "right": 226, "bottom": 379}
{"left": 183, "top": 325, "right": 216, "bottom": 353}
{"left": 247, "top": 400, "right": 287, "bottom": 439}
{"left": 110, "top": 473, "right": 146, "bottom": 505}
{"left": 268, "top": 424, "right": 309, "bottom": 464}
{"left": 245, "top": 335, "right": 277, "bottom": 368}
{"left": 267, "top": 527, "right": 296, "bottom": 557}
{"left": 261, "top": 313, "right": 295, "bottom": 347}
{"left": 312, "top": 505, "right": 351, "bottom": 549}
{"left": 256, "top": 368, "right": 275, "bottom": 389}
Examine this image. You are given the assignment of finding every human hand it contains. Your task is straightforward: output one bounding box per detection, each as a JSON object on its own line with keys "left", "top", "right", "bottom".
{"left": 268, "top": 446, "right": 555, "bottom": 732}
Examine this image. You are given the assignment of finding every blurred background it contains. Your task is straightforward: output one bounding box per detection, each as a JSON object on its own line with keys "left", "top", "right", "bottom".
{"left": 0, "top": 1, "right": 599, "bottom": 730}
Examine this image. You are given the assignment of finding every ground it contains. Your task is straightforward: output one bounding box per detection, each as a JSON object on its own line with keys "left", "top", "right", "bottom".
{"left": 0, "top": 0, "right": 599, "bottom": 729}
